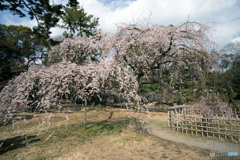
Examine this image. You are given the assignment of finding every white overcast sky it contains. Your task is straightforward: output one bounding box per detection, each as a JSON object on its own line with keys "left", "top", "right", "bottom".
{"left": 0, "top": 0, "right": 240, "bottom": 50}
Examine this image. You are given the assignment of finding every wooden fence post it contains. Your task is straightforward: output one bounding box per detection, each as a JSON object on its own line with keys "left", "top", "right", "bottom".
{"left": 230, "top": 117, "right": 233, "bottom": 141}
{"left": 176, "top": 111, "right": 179, "bottom": 133}
{"left": 201, "top": 115, "right": 203, "bottom": 137}
{"left": 224, "top": 117, "right": 227, "bottom": 139}
{"left": 217, "top": 115, "right": 220, "bottom": 139}
{"left": 181, "top": 111, "right": 184, "bottom": 134}
{"left": 172, "top": 111, "right": 175, "bottom": 132}
{"left": 183, "top": 108, "right": 186, "bottom": 134}
{"left": 168, "top": 111, "right": 171, "bottom": 130}
{"left": 191, "top": 115, "right": 193, "bottom": 136}
{"left": 194, "top": 114, "right": 197, "bottom": 136}
{"left": 206, "top": 116, "right": 209, "bottom": 137}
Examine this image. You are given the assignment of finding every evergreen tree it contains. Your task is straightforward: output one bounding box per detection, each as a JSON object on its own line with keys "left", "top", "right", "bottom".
{"left": 0, "top": 24, "right": 49, "bottom": 82}
{"left": 60, "top": 5, "right": 99, "bottom": 38}
{"left": 0, "top": 0, "right": 79, "bottom": 39}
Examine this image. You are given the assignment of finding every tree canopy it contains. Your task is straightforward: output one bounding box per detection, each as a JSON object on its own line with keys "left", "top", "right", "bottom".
{"left": 0, "top": 0, "right": 79, "bottom": 39}
{"left": 60, "top": 5, "right": 99, "bottom": 38}
{"left": 207, "top": 41, "right": 240, "bottom": 101}
{"left": 107, "top": 22, "right": 214, "bottom": 94}
{"left": 0, "top": 21, "right": 215, "bottom": 112}
{"left": 0, "top": 24, "right": 49, "bottom": 83}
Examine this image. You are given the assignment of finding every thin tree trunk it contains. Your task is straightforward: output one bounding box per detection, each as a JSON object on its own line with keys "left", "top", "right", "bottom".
{"left": 84, "top": 99, "right": 87, "bottom": 129}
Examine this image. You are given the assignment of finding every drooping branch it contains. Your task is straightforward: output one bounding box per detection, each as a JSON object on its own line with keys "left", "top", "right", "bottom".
{"left": 109, "top": 22, "right": 214, "bottom": 85}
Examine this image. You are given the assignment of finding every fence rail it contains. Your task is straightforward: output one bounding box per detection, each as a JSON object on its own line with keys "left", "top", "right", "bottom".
{"left": 168, "top": 108, "right": 240, "bottom": 143}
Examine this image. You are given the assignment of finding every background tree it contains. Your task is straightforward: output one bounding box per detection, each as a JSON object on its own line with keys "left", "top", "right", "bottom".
{"left": 207, "top": 41, "right": 240, "bottom": 102}
{"left": 59, "top": 4, "right": 99, "bottom": 38}
{"left": 0, "top": 24, "right": 49, "bottom": 88}
{"left": 0, "top": 0, "right": 79, "bottom": 40}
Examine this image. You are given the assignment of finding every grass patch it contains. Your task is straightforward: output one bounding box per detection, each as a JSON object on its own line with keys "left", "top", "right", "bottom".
{"left": 116, "top": 136, "right": 143, "bottom": 146}
{"left": 0, "top": 106, "right": 212, "bottom": 160}
{"left": 0, "top": 107, "right": 143, "bottom": 160}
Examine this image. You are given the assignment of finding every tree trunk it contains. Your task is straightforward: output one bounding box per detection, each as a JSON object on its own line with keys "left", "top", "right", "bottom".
{"left": 84, "top": 99, "right": 87, "bottom": 129}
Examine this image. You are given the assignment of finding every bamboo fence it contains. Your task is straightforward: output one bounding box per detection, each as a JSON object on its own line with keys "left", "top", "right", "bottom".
{"left": 168, "top": 108, "right": 240, "bottom": 143}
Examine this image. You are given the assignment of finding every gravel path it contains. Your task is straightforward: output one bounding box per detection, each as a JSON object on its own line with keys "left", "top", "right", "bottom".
{"left": 145, "top": 119, "right": 240, "bottom": 153}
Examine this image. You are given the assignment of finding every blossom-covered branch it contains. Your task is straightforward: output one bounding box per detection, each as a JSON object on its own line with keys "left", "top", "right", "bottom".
{"left": 109, "top": 22, "right": 215, "bottom": 85}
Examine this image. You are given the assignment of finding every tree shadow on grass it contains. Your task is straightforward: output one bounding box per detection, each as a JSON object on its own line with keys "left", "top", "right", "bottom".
{"left": 83, "top": 122, "right": 123, "bottom": 136}
{"left": 0, "top": 114, "right": 36, "bottom": 127}
{"left": 84, "top": 113, "right": 134, "bottom": 135}
{"left": 0, "top": 135, "right": 40, "bottom": 155}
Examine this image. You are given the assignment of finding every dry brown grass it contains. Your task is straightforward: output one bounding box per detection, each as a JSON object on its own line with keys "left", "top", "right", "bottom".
{"left": 56, "top": 129, "right": 211, "bottom": 160}
{"left": 0, "top": 106, "right": 213, "bottom": 160}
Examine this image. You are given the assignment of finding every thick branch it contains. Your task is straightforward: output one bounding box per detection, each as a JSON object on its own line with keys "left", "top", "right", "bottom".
{"left": 21, "top": 0, "right": 39, "bottom": 24}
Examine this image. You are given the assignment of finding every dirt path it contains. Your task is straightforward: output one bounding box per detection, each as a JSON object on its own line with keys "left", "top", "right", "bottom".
{"left": 145, "top": 119, "right": 240, "bottom": 153}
